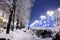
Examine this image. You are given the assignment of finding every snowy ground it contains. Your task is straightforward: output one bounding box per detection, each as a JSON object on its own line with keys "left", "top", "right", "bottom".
{"left": 0, "top": 26, "right": 60, "bottom": 40}
{"left": 9, "top": 29, "right": 53, "bottom": 40}
{"left": 0, "top": 28, "right": 53, "bottom": 40}
{"left": 30, "top": 26, "right": 60, "bottom": 32}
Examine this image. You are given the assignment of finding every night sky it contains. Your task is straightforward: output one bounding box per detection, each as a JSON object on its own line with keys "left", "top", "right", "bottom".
{"left": 29, "top": 0, "right": 60, "bottom": 26}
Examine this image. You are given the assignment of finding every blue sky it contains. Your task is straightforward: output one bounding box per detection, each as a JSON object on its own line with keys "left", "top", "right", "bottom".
{"left": 29, "top": 0, "right": 60, "bottom": 26}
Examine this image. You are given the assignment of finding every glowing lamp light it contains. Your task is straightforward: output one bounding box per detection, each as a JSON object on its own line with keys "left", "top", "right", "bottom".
{"left": 34, "top": 20, "right": 39, "bottom": 23}
{"left": 14, "top": 22, "right": 17, "bottom": 25}
{"left": 58, "top": 8, "right": 60, "bottom": 11}
{"left": 44, "top": 21, "right": 46, "bottom": 23}
{"left": 30, "top": 20, "right": 39, "bottom": 27}
{"left": 40, "top": 16, "right": 46, "bottom": 19}
{"left": 47, "top": 11, "right": 54, "bottom": 16}
{"left": 3, "top": 19, "right": 6, "bottom": 22}
{"left": 30, "top": 23, "right": 35, "bottom": 27}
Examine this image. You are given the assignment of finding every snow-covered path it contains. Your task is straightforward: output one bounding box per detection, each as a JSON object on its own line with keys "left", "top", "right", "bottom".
{"left": 10, "top": 29, "right": 34, "bottom": 40}
{"left": 0, "top": 28, "right": 53, "bottom": 40}
{"left": 9, "top": 29, "right": 52, "bottom": 40}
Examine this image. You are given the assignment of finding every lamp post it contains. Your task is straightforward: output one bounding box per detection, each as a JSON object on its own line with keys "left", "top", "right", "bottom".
{"left": 47, "top": 11, "right": 54, "bottom": 27}
{"left": 40, "top": 15, "right": 46, "bottom": 26}
{"left": 40, "top": 15, "right": 46, "bottom": 20}
{"left": 47, "top": 11, "right": 54, "bottom": 16}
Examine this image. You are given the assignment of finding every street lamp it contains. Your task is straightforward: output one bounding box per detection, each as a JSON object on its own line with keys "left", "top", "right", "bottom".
{"left": 58, "top": 8, "right": 60, "bottom": 11}
{"left": 47, "top": 11, "right": 54, "bottom": 27}
{"left": 3, "top": 19, "right": 6, "bottom": 22}
{"left": 47, "top": 11, "right": 54, "bottom": 16}
{"left": 30, "top": 20, "right": 39, "bottom": 27}
{"left": 40, "top": 15, "right": 46, "bottom": 20}
{"left": 34, "top": 20, "right": 39, "bottom": 23}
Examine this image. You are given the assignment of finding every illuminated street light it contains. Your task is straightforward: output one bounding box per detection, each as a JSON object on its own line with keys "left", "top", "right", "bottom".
{"left": 58, "top": 8, "right": 60, "bottom": 11}
{"left": 34, "top": 20, "right": 39, "bottom": 23}
{"left": 40, "top": 15, "right": 46, "bottom": 19}
{"left": 47, "top": 11, "right": 54, "bottom": 16}
{"left": 30, "top": 20, "right": 39, "bottom": 27}
{"left": 30, "top": 22, "right": 35, "bottom": 27}
{"left": 14, "top": 22, "right": 17, "bottom": 25}
{"left": 3, "top": 19, "right": 6, "bottom": 22}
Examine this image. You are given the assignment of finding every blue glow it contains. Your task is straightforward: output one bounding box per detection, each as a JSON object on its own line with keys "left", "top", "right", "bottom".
{"left": 30, "top": 16, "right": 53, "bottom": 27}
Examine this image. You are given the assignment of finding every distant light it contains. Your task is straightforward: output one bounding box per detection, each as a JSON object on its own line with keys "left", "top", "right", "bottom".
{"left": 3, "top": 19, "right": 6, "bottom": 22}
{"left": 40, "top": 15, "right": 46, "bottom": 19}
{"left": 58, "top": 8, "right": 60, "bottom": 11}
{"left": 34, "top": 20, "right": 39, "bottom": 23}
{"left": 44, "top": 21, "right": 46, "bottom": 23}
{"left": 30, "top": 20, "right": 39, "bottom": 27}
{"left": 47, "top": 11, "right": 54, "bottom": 16}
{"left": 14, "top": 22, "right": 17, "bottom": 25}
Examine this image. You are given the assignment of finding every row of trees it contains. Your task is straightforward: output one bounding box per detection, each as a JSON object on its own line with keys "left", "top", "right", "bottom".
{"left": 0, "top": 0, "right": 34, "bottom": 34}
{"left": 0, "top": 0, "right": 25, "bottom": 34}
